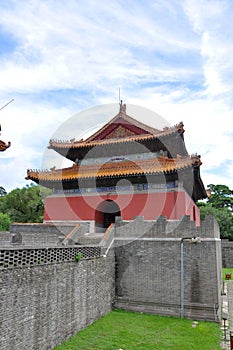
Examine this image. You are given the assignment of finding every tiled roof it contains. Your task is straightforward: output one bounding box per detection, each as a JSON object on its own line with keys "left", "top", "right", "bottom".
{"left": 48, "top": 123, "right": 183, "bottom": 150}
{"left": 26, "top": 155, "right": 198, "bottom": 182}
{"left": 85, "top": 110, "right": 161, "bottom": 141}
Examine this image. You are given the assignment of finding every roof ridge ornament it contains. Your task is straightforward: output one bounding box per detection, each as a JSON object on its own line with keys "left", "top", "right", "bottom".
{"left": 119, "top": 100, "right": 126, "bottom": 114}
{"left": 0, "top": 139, "right": 11, "bottom": 152}
{"left": 175, "top": 121, "right": 185, "bottom": 136}
{"left": 191, "top": 153, "right": 202, "bottom": 167}
{"left": 0, "top": 99, "right": 13, "bottom": 152}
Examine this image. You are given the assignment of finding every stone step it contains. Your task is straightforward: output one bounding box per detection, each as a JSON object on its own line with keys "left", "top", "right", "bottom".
{"left": 76, "top": 233, "right": 105, "bottom": 245}
{"left": 95, "top": 226, "right": 107, "bottom": 233}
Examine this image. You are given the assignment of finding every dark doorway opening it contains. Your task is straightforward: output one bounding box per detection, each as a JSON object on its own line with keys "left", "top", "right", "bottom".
{"left": 95, "top": 200, "right": 121, "bottom": 228}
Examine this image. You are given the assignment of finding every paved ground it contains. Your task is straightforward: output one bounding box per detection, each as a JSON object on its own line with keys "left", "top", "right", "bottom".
{"left": 221, "top": 281, "right": 233, "bottom": 349}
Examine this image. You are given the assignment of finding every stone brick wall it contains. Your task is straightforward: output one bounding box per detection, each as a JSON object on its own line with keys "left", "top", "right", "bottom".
{"left": 0, "top": 215, "right": 222, "bottom": 349}
{"left": 0, "top": 246, "right": 101, "bottom": 268}
{"left": 222, "top": 240, "right": 233, "bottom": 267}
{"left": 114, "top": 215, "right": 222, "bottom": 321}
{"left": 9, "top": 223, "right": 77, "bottom": 247}
{"left": 0, "top": 251, "right": 115, "bottom": 350}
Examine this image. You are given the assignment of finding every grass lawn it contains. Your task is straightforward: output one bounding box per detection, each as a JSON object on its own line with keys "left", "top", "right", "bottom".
{"left": 53, "top": 309, "right": 222, "bottom": 350}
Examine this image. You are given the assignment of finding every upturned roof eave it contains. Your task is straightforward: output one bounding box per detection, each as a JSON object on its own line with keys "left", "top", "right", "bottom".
{"left": 26, "top": 156, "right": 194, "bottom": 183}
{"left": 48, "top": 125, "right": 182, "bottom": 151}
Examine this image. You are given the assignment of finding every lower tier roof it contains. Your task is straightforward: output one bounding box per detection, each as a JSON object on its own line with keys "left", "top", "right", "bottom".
{"left": 26, "top": 154, "right": 207, "bottom": 201}
{"left": 26, "top": 155, "right": 198, "bottom": 182}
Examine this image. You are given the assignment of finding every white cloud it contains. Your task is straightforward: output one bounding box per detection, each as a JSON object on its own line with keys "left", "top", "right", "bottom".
{"left": 0, "top": 0, "right": 202, "bottom": 94}
{"left": 0, "top": 0, "right": 233, "bottom": 192}
{"left": 183, "top": 0, "right": 233, "bottom": 97}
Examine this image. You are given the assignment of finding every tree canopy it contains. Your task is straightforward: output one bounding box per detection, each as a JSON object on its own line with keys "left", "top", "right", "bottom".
{"left": 198, "top": 184, "right": 233, "bottom": 239}
{"left": 0, "top": 212, "right": 11, "bottom": 231}
{"left": 0, "top": 186, "right": 7, "bottom": 196}
{"left": 207, "top": 184, "right": 233, "bottom": 210}
{"left": 0, "top": 184, "right": 51, "bottom": 230}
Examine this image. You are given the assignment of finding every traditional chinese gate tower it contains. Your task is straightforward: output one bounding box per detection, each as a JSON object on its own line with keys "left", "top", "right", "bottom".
{"left": 26, "top": 104, "right": 206, "bottom": 227}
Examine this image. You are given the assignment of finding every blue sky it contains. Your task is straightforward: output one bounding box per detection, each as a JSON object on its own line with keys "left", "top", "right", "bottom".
{"left": 0, "top": 0, "right": 233, "bottom": 192}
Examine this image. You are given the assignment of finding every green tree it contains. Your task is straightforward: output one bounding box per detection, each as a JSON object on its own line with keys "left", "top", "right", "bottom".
{"left": 198, "top": 184, "right": 233, "bottom": 239}
{"left": 0, "top": 186, "right": 7, "bottom": 196}
{"left": 0, "top": 212, "right": 11, "bottom": 231}
{"left": 207, "top": 184, "right": 233, "bottom": 210}
{"left": 199, "top": 203, "right": 233, "bottom": 239}
{"left": 0, "top": 184, "right": 51, "bottom": 223}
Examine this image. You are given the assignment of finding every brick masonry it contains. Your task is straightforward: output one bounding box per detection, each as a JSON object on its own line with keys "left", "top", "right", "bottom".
{"left": 222, "top": 241, "right": 233, "bottom": 267}
{"left": 0, "top": 215, "right": 222, "bottom": 349}
{"left": 0, "top": 252, "right": 115, "bottom": 350}
{"left": 114, "top": 215, "right": 222, "bottom": 321}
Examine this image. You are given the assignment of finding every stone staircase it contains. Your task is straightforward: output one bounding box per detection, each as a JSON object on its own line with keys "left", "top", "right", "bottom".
{"left": 71, "top": 226, "right": 107, "bottom": 246}
{"left": 75, "top": 232, "right": 105, "bottom": 245}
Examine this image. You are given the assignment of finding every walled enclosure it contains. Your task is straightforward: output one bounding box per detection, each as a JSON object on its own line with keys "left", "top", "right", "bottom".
{"left": 0, "top": 248, "right": 115, "bottom": 350}
{"left": 222, "top": 240, "right": 233, "bottom": 267}
{"left": 0, "top": 215, "right": 222, "bottom": 350}
{"left": 112, "top": 215, "right": 222, "bottom": 322}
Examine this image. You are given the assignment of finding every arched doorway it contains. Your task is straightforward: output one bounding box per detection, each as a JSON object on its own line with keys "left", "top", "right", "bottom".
{"left": 95, "top": 200, "right": 121, "bottom": 228}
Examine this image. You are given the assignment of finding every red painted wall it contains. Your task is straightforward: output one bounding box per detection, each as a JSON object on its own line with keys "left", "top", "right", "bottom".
{"left": 44, "top": 190, "right": 200, "bottom": 225}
